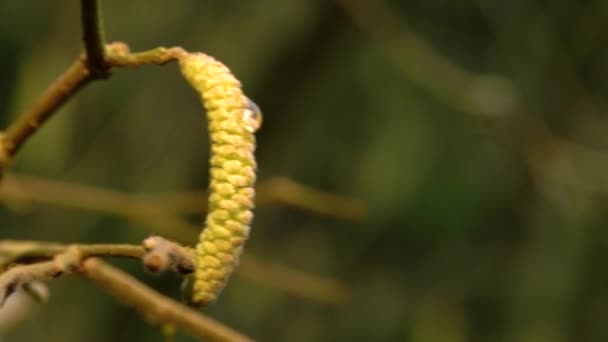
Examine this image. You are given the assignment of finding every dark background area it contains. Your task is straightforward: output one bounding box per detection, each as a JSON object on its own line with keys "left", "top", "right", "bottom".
{"left": 2, "top": 0, "right": 608, "bottom": 341}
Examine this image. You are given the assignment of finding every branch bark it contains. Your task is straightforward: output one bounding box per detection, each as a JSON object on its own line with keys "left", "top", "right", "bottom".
{"left": 82, "top": 258, "right": 253, "bottom": 342}
{"left": 0, "top": 174, "right": 351, "bottom": 303}
{"left": 1, "top": 58, "right": 92, "bottom": 159}
{"left": 81, "top": 0, "right": 108, "bottom": 77}
{"left": 0, "top": 241, "right": 252, "bottom": 341}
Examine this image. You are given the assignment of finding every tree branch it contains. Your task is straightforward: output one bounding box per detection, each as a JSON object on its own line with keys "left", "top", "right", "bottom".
{"left": 105, "top": 43, "right": 187, "bottom": 67}
{"left": 0, "top": 240, "right": 144, "bottom": 267}
{"left": 2, "top": 173, "right": 366, "bottom": 225}
{"left": 141, "top": 176, "right": 367, "bottom": 221}
{"left": 81, "top": 0, "right": 108, "bottom": 77}
{"left": 81, "top": 258, "right": 253, "bottom": 342}
{"left": 0, "top": 239, "right": 198, "bottom": 279}
{"left": 1, "top": 58, "right": 92, "bottom": 160}
{"left": 0, "top": 43, "right": 188, "bottom": 176}
{"left": 0, "top": 243, "right": 252, "bottom": 342}
{"left": 0, "top": 247, "right": 83, "bottom": 305}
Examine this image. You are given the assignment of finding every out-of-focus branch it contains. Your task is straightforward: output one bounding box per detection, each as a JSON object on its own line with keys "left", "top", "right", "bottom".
{"left": 81, "top": 0, "right": 108, "bottom": 77}
{"left": 337, "top": 0, "right": 608, "bottom": 203}
{"left": 143, "top": 176, "right": 367, "bottom": 221}
{"left": 337, "top": 0, "right": 519, "bottom": 119}
{"left": 238, "top": 256, "right": 349, "bottom": 303}
{"left": 1, "top": 173, "right": 365, "bottom": 226}
{"left": 0, "top": 172, "right": 196, "bottom": 242}
{"left": 0, "top": 175, "right": 351, "bottom": 303}
{"left": 81, "top": 258, "right": 253, "bottom": 342}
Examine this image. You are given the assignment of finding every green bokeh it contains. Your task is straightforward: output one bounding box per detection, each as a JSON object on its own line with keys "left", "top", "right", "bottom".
{"left": 1, "top": 1, "right": 608, "bottom": 341}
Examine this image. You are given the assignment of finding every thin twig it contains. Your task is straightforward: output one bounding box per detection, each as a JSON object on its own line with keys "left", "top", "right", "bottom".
{"left": 0, "top": 244, "right": 252, "bottom": 342}
{"left": 1, "top": 173, "right": 366, "bottom": 224}
{"left": 238, "top": 256, "right": 349, "bottom": 303}
{"left": 105, "top": 43, "right": 187, "bottom": 67}
{"left": 0, "top": 236, "right": 349, "bottom": 304}
{"left": 81, "top": 258, "right": 253, "bottom": 342}
{"left": 1, "top": 58, "right": 92, "bottom": 159}
{"left": 0, "top": 239, "right": 197, "bottom": 279}
{"left": 81, "top": 0, "right": 108, "bottom": 77}
{"left": 0, "top": 240, "right": 144, "bottom": 266}
{"left": 0, "top": 43, "right": 187, "bottom": 175}
{"left": 143, "top": 176, "right": 367, "bottom": 221}
{"left": 0, "top": 0, "right": 111, "bottom": 164}
{"left": 0, "top": 261, "right": 62, "bottom": 306}
{"left": 0, "top": 248, "right": 83, "bottom": 305}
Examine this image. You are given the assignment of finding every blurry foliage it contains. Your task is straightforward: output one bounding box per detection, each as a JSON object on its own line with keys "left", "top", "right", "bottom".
{"left": 2, "top": 0, "right": 608, "bottom": 341}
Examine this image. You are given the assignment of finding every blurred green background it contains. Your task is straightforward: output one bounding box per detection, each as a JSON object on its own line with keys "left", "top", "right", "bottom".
{"left": 2, "top": 0, "right": 608, "bottom": 341}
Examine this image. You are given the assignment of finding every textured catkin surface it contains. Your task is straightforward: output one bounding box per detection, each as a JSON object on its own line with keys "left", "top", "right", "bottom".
{"left": 178, "top": 52, "right": 261, "bottom": 306}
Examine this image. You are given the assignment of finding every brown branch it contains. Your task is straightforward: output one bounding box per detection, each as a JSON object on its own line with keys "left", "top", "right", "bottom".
{"left": 0, "top": 247, "right": 83, "bottom": 305}
{"left": 144, "top": 176, "right": 367, "bottom": 221}
{"left": 1, "top": 58, "right": 93, "bottom": 160}
{"left": 1, "top": 173, "right": 365, "bottom": 225}
{"left": 0, "top": 240, "right": 144, "bottom": 267}
{"left": 0, "top": 261, "right": 60, "bottom": 305}
{"left": 81, "top": 258, "right": 253, "bottom": 342}
{"left": 238, "top": 256, "right": 349, "bottom": 303}
{"left": 0, "top": 43, "right": 186, "bottom": 176}
{"left": 81, "top": 0, "right": 108, "bottom": 77}
{"left": 0, "top": 236, "right": 350, "bottom": 307}
{"left": 0, "top": 239, "right": 198, "bottom": 280}
{"left": 0, "top": 2, "right": 182, "bottom": 172}
{"left": 0, "top": 244, "right": 252, "bottom": 342}
{"left": 0, "top": 172, "right": 197, "bottom": 242}
{"left": 105, "top": 43, "right": 187, "bottom": 67}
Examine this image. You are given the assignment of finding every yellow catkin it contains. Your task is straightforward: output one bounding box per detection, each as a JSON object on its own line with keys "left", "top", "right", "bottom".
{"left": 178, "top": 52, "right": 262, "bottom": 306}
